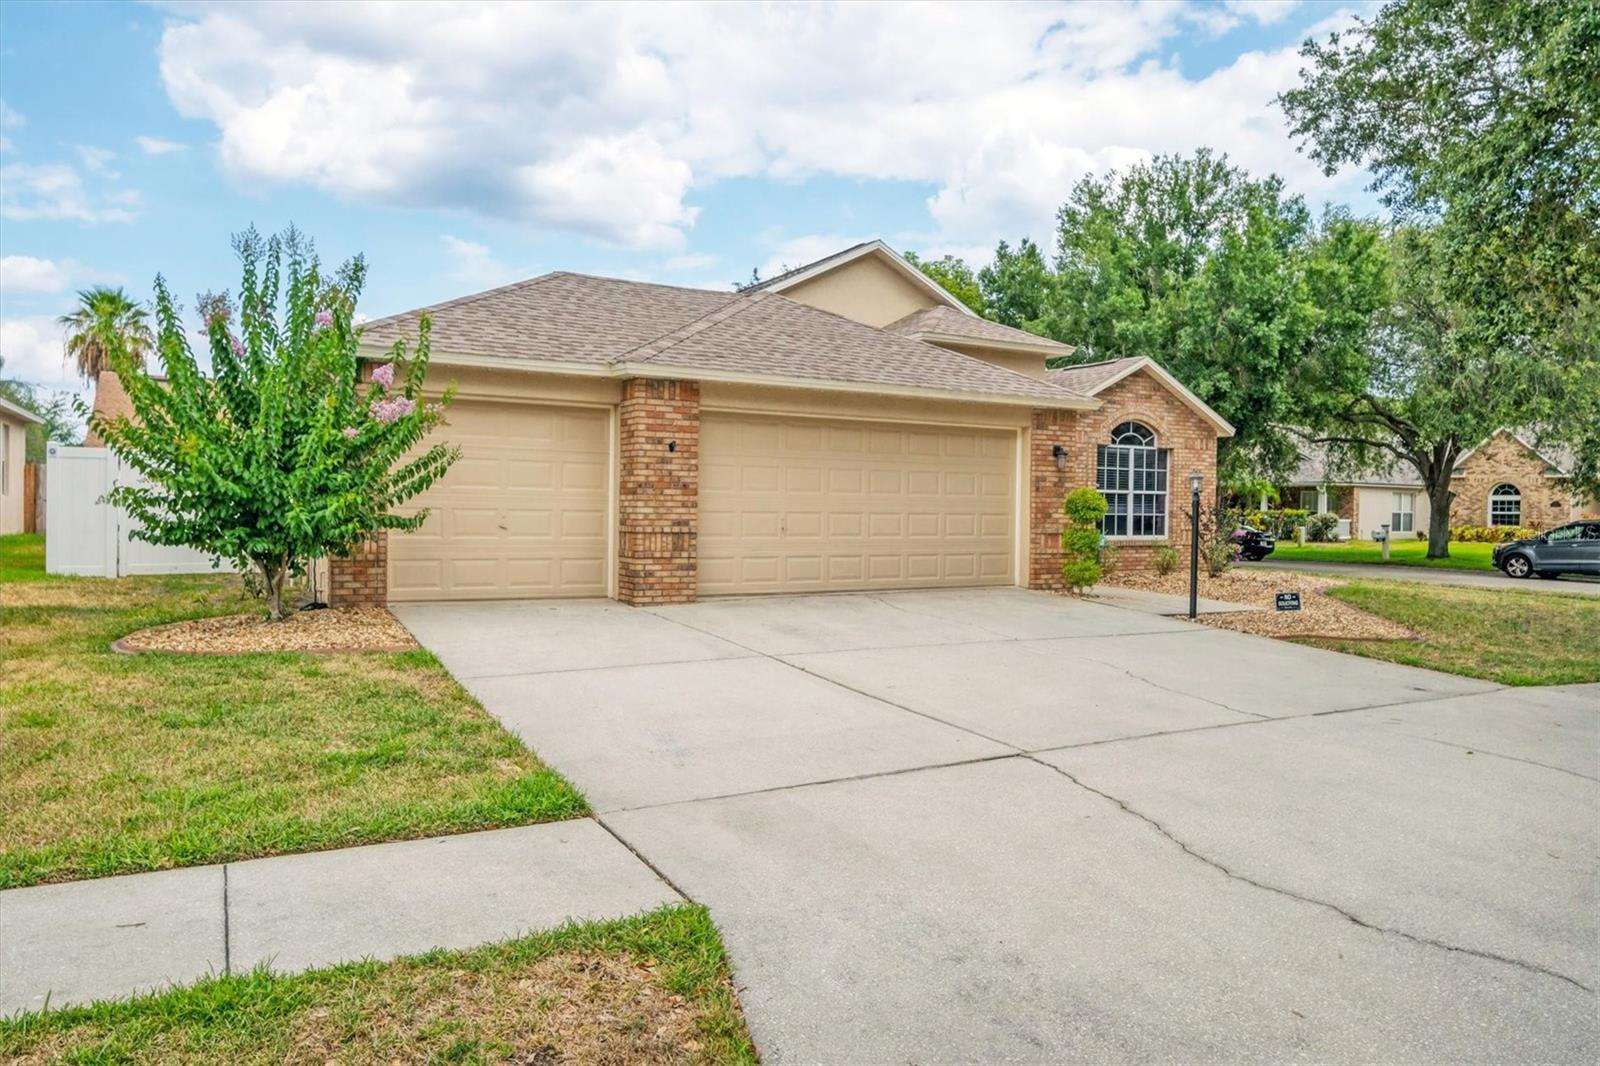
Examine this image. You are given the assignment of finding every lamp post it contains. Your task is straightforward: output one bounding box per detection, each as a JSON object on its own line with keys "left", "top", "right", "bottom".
{"left": 1188, "top": 470, "right": 1203, "bottom": 620}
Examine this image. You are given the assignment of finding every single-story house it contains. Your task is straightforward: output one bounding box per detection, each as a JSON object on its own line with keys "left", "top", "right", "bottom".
{"left": 1276, "top": 430, "right": 1590, "bottom": 539}
{"left": 93, "top": 239, "right": 1232, "bottom": 605}
{"left": 0, "top": 395, "right": 44, "bottom": 535}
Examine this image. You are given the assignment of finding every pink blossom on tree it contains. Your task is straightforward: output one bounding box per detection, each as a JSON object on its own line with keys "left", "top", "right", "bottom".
{"left": 370, "top": 395, "right": 416, "bottom": 424}
{"left": 370, "top": 361, "right": 395, "bottom": 389}
{"left": 313, "top": 309, "right": 335, "bottom": 331}
{"left": 342, "top": 426, "right": 359, "bottom": 439}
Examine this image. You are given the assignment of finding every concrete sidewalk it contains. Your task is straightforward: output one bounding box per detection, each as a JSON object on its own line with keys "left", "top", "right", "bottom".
{"left": 1243, "top": 558, "right": 1600, "bottom": 596}
{"left": 0, "top": 820, "right": 679, "bottom": 1016}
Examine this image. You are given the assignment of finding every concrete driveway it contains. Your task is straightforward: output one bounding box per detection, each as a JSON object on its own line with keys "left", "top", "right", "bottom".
{"left": 396, "top": 587, "right": 1599, "bottom": 1064}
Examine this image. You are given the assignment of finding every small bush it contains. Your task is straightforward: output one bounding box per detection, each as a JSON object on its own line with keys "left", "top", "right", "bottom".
{"left": 1450, "top": 523, "right": 1537, "bottom": 543}
{"left": 1198, "top": 505, "right": 1242, "bottom": 578}
{"left": 1097, "top": 540, "right": 1120, "bottom": 580}
{"left": 1306, "top": 512, "right": 1340, "bottom": 542}
{"left": 1153, "top": 545, "right": 1180, "bottom": 576}
{"left": 1061, "top": 488, "right": 1109, "bottom": 594}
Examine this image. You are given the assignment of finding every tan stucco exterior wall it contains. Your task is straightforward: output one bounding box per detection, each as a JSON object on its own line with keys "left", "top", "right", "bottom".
{"left": 777, "top": 254, "right": 939, "bottom": 328}
{"left": 932, "top": 341, "right": 1051, "bottom": 381}
{"left": 1450, "top": 431, "right": 1584, "bottom": 529}
{"left": 0, "top": 412, "right": 28, "bottom": 535}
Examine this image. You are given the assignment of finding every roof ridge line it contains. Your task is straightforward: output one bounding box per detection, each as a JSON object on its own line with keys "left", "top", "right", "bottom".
{"left": 616, "top": 291, "right": 767, "bottom": 364}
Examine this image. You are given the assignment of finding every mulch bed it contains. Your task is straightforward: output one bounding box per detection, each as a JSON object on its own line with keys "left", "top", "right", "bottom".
{"left": 1104, "top": 566, "right": 1419, "bottom": 641}
{"left": 115, "top": 607, "right": 418, "bottom": 654}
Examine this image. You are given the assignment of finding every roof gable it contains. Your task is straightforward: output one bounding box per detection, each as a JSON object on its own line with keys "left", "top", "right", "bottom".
{"left": 0, "top": 395, "right": 45, "bottom": 425}
{"left": 752, "top": 240, "right": 975, "bottom": 323}
{"left": 1046, "top": 357, "right": 1234, "bottom": 436}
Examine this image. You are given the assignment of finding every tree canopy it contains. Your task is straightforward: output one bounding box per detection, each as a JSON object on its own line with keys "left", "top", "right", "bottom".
{"left": 1044, "top": 150, "right": 1389, "bottom": 480}
{"left": 93, "top": 228, "right": 458, "bottom": 619}
{"left": 903, "top": 252, "right": 985, "bottom": 315}
{"left": 58, "top": 286, "right": 153, "bottom": 384}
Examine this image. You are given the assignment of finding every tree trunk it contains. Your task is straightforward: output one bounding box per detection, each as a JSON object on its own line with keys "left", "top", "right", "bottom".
{"left": 1424, "top": 476, "right": 1455, "bottom": 558}
{"left": 257, "top": 559, "right": 288, "bottom": 621}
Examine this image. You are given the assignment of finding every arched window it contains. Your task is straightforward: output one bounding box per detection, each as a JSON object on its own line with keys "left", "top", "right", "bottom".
{"left": 1097, "top": 421, "right": 1169, "bottom": 537}
{"left": 1489, "top": 484, "right": 1521, "bottom": 526}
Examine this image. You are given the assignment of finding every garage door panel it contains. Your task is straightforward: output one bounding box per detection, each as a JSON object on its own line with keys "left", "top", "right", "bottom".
{"left": 390, "top": 401, "right": 609, "bottom": 601}
{"left": 699, "top": 413, "right": 1015, "bottom": 595}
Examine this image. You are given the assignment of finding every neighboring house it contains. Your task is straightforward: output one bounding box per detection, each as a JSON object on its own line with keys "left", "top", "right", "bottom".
{"left": 0, "top": 395, "right": 44, "bottom": 535}
{"left": 313, "top": 239, "right": 1232, "bottom": 606}
{"left": 1276, "top": 430, "right": 1590, "bottom": 539}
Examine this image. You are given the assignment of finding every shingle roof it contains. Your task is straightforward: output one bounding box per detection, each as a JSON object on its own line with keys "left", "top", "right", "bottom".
{"left": 1284, "top": 441, "right": 1424, "bottom": 487}
{"left": 360, "top": 272, "right": 737, "bottom": 365}
{"left": 1045, "top": 357, "right": 1144, "bottom": 394}
{"left": 359, "top": 271, "right": 1091, "bottom": 406}
{"left": 885, "top": 306, "right": 1074, "bottom": 352}
{"left": 624, "top": 292, "right": 1087, "bottom": 403}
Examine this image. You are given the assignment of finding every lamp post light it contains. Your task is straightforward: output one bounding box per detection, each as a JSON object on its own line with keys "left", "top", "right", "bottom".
{"left": 1188, "top": 470, "right": 1203, "bottom": 620}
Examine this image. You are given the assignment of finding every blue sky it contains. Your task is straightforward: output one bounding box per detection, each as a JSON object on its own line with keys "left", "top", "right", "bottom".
{"left": 1, "top": 1, "right": 1373, "bottom": 401}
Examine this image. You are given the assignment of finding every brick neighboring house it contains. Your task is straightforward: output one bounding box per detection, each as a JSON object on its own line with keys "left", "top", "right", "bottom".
{"left": 1275, "top": 430, "right": 1591, "bottom": 540}
{"left": 93, "top": 239, "right": 1233, "bottom": 606}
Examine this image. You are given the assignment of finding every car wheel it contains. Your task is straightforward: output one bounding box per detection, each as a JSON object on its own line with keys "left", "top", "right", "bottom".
{"left": 1502, "top": 553, "right": 1533, "bottom": 578}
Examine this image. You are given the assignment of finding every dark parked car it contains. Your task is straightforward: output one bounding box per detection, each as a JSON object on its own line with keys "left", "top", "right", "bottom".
{"left": 1493, "top": 520, "right": 1600, "bottom": 578}
{"left": 1231, "top": 525, "right": 1276, "bottom": 562}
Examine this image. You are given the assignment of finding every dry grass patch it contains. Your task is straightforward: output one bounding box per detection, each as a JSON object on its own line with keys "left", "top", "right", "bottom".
{"left": 1, "top": 558, "right": 584, "bottom": 889}
{"left": 1104, "top": 566, "right": 1417, "bottom": 640}
{"left": 0, "top": 905, "right": 757, "bottom": 1065}
{"left": 117, "top": 606, "right": 418, "bottom": 654}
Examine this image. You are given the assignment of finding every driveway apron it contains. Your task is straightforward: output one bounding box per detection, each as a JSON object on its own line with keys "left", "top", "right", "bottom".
{"left": 394, "top": 587, "right": 1598, "bottom": 1064}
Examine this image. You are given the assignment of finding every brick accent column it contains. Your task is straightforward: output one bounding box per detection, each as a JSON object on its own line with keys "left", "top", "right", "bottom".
{"left": 328, "top": 533, "right": 388, "bottom": 607}
{"left": 617, "top": 378, "right": 700, "bottom": 605}
{"left": 1028, "top": 408, "right": 1081, "bottom": 590}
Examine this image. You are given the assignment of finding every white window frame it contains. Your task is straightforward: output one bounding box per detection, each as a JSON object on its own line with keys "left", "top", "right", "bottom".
{"left": 1097, "top": 421, "right": 1169, "bottom": 539}
{"left": 1489, "top": 483, "right": 1521, "bottom": 527}
{"left": 1390, "top": 492, "right": 1414, "bottom": 533}
{"left": 1, "top": 425, "right": 8, "bottom": 495}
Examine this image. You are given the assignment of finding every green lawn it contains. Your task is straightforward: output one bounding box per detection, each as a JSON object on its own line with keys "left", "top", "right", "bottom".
{"left": 1298, "top": 580, "right": 1600, "bottom": 685}
{"left": 0, "top": 904, "right": 757, "bottom": 1065}
{"left": 0, "top": 533, "right": 585, "bottom": 889}
{"left": 1, "top": 532, "right": 50, "bottom": 582}
{"left": 1267, "top": 538, "right": 1497, "bottom": 570}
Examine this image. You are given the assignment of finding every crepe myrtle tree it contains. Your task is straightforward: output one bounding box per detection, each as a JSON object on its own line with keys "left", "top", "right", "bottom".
{"left": 91, "top": 227, "right": 459, "bottom": 620}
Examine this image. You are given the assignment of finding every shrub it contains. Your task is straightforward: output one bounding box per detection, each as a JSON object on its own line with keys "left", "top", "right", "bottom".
{"left": 1450, "top": 524, "right": 1537, "bottom": 543}
{"left": 1196, "top": 505, "right": 1242, "bottom": 578}
{"left": 1306, "top": 512, "right": 1340, "bottom": 542}
{"left": 1096, "top": 540, "right": 1120, "bottom": 581}
{"left": 1153, "top": 545, "right": 1180, "bottom": 576}
{"left": 1061, "top": 488, "right": 1109, "bottom": 593}
{"left": 93, "top": 227, "right": 458, "bottom": 620}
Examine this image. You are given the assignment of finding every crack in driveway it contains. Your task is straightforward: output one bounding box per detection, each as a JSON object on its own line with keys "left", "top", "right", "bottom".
{"left": 1030, "top": 756, "right": 1594, "bottom": 994}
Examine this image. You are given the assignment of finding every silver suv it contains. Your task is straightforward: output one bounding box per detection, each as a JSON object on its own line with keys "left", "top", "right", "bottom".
{"left": 1493, "top": 520, "right": 1600, "bottom": 579}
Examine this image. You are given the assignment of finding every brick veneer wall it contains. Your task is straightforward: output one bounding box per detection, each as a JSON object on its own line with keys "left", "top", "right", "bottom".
{"left": 618, "top": 378, "right": 700, "bottom": 604}
{"left": 1450, "top": 432, "right": 1583, "bottom": 529}
{"left": 1030, "top": 368, "right": 1220, "bottom": 586}
{"left": 328, "top": 533, "right": 388, "bottom": 607}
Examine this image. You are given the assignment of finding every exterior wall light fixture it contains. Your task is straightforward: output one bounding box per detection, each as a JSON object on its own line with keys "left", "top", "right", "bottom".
{"left": 1051, "top": 444, "right": 1067, "bottom": 471}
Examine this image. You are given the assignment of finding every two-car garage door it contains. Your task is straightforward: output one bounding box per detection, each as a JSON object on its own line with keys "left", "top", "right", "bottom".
{"left": 390, "top": 404, "right": 1017, "bottom": 601}
{"left": 698, "top": 414, "right": 1015, "bottom": 595}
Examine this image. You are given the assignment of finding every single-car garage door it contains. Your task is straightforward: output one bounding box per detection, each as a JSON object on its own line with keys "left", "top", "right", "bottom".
{"left": 699, "top": 413, "right": 1015, "bottom": 594}
{"left": 388, "top": 401, "right": 610, "bottom": 601}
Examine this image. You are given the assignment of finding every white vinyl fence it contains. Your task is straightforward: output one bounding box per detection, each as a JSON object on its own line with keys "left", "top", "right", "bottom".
{"left": 45, "top": 445, "right": 233, "bottom": 577}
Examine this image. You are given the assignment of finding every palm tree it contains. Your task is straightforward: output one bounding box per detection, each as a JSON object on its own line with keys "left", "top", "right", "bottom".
{"left": 58, "top": 286, "right": 153, "bottom": 383}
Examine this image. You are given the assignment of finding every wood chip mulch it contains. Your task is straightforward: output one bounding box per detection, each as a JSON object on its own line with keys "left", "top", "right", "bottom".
{"left": 1103, "top": 566, "right": 1419, "bottom": 642}
{"left": 115, "top": 607, "right": 418, "bottom": 654}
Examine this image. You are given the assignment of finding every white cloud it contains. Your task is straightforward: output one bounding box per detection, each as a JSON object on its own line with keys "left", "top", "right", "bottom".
{"left": 0, "top": 315, "right": 77, "bottom": 392}
{"left": 755, "top": 234, "right": 869, "bottom": 281}
{"left": 0, "top": 255, "right": 122, "bottom": 295}
{"left": 0, "top": 162, "right": 138, "bottom": 224}
{"left": 157, "top": 2, "right": 1364, "bottom": 253}
{"left": 76, "top": 145, "right": 119, "bottom": 177}
{"left": 440, "top": 235, "right": 525, "bottom": 288}
{"left": 136, "top": 136, "right": 188, "bottom": 156}
{"left": 0, "top": 99, "right": 22, "bottom": 128}
{"left": 1, "top": 256, "right": 70, "bottom": 293}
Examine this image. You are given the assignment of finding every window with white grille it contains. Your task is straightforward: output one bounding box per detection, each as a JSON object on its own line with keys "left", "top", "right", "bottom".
{"left": 1097, "top": 422, "right": 1169, "bottom": 537}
